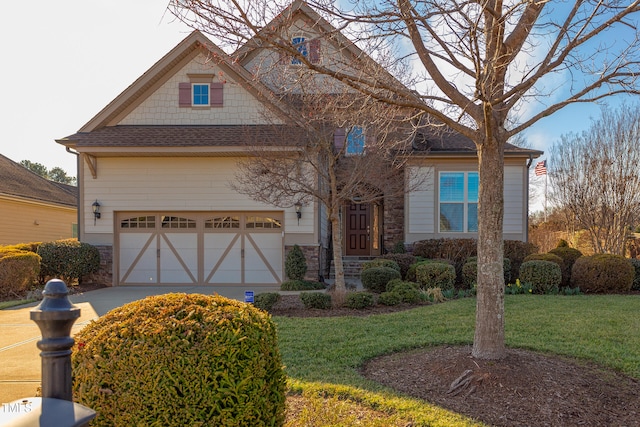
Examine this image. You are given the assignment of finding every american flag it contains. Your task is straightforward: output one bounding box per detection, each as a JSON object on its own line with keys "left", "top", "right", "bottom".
{"left": 534, "top": 160, "right": 547, "bottom": 176}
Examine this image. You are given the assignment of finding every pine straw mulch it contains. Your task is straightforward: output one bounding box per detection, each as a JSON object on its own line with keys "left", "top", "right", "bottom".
{"left": 271, "top": 294, "right": 640, "bottom": 427}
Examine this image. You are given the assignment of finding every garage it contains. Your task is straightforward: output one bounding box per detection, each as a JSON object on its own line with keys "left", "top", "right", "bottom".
{"left": 116, "top": 212, "right": 283, "bottom": 286}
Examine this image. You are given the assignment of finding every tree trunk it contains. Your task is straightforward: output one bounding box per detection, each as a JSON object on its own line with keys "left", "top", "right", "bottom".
{"left": 330, "top": 205, "right": 347, "bottom": 305}
{"left": 472, "top": 135, "right": 506, "bottom": 360}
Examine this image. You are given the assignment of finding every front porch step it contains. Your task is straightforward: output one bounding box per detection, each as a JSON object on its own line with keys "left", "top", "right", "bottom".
{"left": 329, "top": 256, "right": 376, "bottom": 280}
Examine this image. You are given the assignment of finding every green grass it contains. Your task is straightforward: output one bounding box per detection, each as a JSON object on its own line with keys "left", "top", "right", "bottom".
{"left": 274, "top": 294, "right": 640, "bottom": 426}
{"left": 0, "top": 299, "right": 36, "bottom": 310}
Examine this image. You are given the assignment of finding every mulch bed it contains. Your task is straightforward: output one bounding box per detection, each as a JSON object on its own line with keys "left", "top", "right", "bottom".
{"left": 271, "top": 295, "right": 640, "bottom": 427}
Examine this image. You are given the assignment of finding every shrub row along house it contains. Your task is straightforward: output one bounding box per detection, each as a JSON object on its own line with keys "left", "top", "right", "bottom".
{"left": 56, "top": 0, "right": 541, "bottom": 287}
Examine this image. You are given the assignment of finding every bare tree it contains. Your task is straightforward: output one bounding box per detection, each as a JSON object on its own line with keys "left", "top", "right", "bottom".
{"left": 550, "top": 104, "right": 640, "bottom": 255}
{"left": 231, "top": 87, "right": 423, "bottom": 303}
{"left": 170, "top": 0, "right": 640, "bottom": 359}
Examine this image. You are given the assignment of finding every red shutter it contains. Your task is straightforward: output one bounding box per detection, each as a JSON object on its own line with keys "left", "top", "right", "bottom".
{"left": 179, "top": 82, "right": 191, "bottom": 107}
{"left": 211, "top": 83, "right": 224, "bottom": 107}
{"left": 309, "top": 39, "right": 321, "bottom": 64}
{"left": 334, "top": 128, "right": 346, "bottom": 152}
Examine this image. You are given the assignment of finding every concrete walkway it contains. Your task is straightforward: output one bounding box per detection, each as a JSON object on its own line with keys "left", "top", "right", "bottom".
{"left": 0, "top": 285, "right": 281, "bottom": 405}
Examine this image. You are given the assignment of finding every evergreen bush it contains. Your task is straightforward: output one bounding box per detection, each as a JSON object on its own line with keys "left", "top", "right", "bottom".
{"left": 380, "top": 253, "right": 417, "bottom": 279}
{"left": 360, "top": 266, "right": 401, "bottom": 293}
{"left": 344, "top": 292, "right": 375, "bottom": 309}
{"left": 280, "top": 280, "right": 325, "bottom": 291}
{"left": 385, "top": 279, "right": 422, "bottom": 303}
{"left": 571, "top": 254, "right": 635, "bottom": 293}
{"left": 377, "top": 291, "right": 401, "bottom": 306}
{"left": 300, "top": 292, "right": 332, "bottom": 309}
{"left": 37, "top": 239, "right": 100, "bottom": 285}
{"left": 548, "top": 247, "right": 583, "bottom": 287}
{"left": 0, "top": 251, "right": 41, "bottom": 299}
{"left": 285, "top": 244, "right": 307, "bottom": 281}
{"left": 254, "top": 292, "right": 280, "bottom": 312}
{"left": 519, "top": 260, "right": 562, "bottom": 294}
{"left": 361, "top": 258, "right": 400, "bottom": 273}
{"left": 415, "top": 262, "right": 455, "bottom": 291}
{"left": 72, "top": 293, "right": 286, "bottom": 427}
{"left": 630, "top": 258, "right": 640, "bottom": 291}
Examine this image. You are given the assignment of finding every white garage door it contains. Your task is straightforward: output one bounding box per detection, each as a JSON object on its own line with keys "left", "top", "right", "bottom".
{"left": 117, "top": 212, "right": 283, "bottom": 286}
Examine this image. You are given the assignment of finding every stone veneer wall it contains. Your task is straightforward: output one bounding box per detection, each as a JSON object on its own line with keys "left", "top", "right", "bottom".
{"left": 383, "top": 193, "right": 405, "bottom": 252}
{"left": 83, "top": 245, "right": 113, "bottom": 286}
{"left": 284, "top": 244, "right": 324, "bottom": 282}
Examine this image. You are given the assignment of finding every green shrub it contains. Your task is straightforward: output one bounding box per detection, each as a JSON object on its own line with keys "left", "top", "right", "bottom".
{"left": 391, "top": 241, "right": 406, "bottom": 254}
{"left": 72, "top": 293, "right": 286, "bottom": 427}
{"left": 285, "top": 244, "right": 307, "bottom": 281}
{"left": 524, "top": 252, "right": 564, "bottom": 266}
{"left": 504, "top": 240, "right": 539, "bottom": 278}
{"left": 0, "top": 251, "right": 41, "bottom": 299}
{"left": 556, "top": 239, "right": 569, "bottom": 247}
{"left": 360, "top": 266, "right": 401, "bottom": 293}
{"left": 344, "top": 292, "right": 375, "bottom": 309}
{"left": 406, "top": 259, "right": 452, "bottom": 282}
{"left": 377, "top": 291, "right": 401, "bottom": 306}
{"left": 37, "top": 239, "right": 100, "bottom": 285}
{"left": 548, "top": 247, "right": 583, "bottom": 287}
{"left": 630, "top": 258, "right": 640, "bottom": 291}
{"left": 519, "top": 260, "right": 562, "bottom": 294}
{"left": 385, "top": 279, "right": 422, "bottom": 304}
{"left": 300, "top": 292, "right": 332, "bottom": 309}
{"left": 571, "top": 254, "right": 635, "bottom": 293}
{"left": 280, "top": 280, "right": 325, "bottom": 291}
{"left": 462, "top": 258, "right": 512, "bottom": 288}
{"left": 381, "top": 253, "right": 417, "bottom": 279}
{"left": 415, "top": 262, "right": 456, "bottom": 291}
{"left": 1, "top": 242, "right": 41, "bottom": 253}
{"left": 361, "top": 258, "right": 400, "bottom": 273}
{"left": 254, "top": 292, "right": 280, "bottom": 311}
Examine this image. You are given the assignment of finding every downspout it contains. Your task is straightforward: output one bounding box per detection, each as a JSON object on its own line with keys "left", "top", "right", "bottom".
{"left": 66, "top": 147, "right": 81, "bottom": 241}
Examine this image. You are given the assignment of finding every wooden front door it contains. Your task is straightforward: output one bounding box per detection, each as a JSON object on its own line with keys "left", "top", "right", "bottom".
{"left": 345, "top": 203, "right": 371, "bottom": 256}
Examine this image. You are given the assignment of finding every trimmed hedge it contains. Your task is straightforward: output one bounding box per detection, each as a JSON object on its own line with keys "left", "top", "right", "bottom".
{"left": 344, "top": 292, "right": 375, "bottom": 309}
{"left": 571, "top": 254, "right": 635, "bottom": 293}
{"left": 361, "top": 259, "right": 401, "bottom": 273}
{"left": 72, "top": 293, "right": 286, "bottom": 426}
{"left": 254, "top": 292, "right": 280, "bottom": 312}
{"left": 0, "top": 251, "right": 41, "bottom": 298}
{"left": 280, "top": 280, "right": 325, "bottom": 291}
{"left": 380, "top": 253, "right": 417, "bottom": 279}
{"left": 37, "top": 239, "right": 100, "bottom": 285}
{"left": 548, "top": 247, "right": 583, "bottom": 287}
{"left": 300, "top": 292, "right": 332, "bottom": 309}
{"left": 524, "top": 253, "right": 563, "bottom": 267}
{"left": 361, "top": 267, "right": 401, "bottom": 293}
{"left": 519, "top": 260, "right": 562, "bottom": 294}
{"left": 415, "top": 262, "right": 455, "bottom": 291}
{"left": 385, "top": 279, "right": 422, "bottom": 304}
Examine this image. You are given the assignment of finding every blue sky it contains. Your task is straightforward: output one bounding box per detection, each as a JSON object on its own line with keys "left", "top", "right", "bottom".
{"left": 0, "top": 1, "right": 624, "bottom": 193}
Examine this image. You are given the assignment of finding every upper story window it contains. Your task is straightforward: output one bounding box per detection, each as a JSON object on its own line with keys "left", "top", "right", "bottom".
{"left": 179, "top": 74, "right": 223, "bottom": 108}
{"left": 283, "top": 36, "right": 321, "bottom": 65}
{"left": 439, "top": 172, "right": 478, "bottom": 233}
{"left": 346, "top": 126, "right": 365, "bottom": 155}
{"left": 192, "top": 83, "right": 210, "bottom": 106}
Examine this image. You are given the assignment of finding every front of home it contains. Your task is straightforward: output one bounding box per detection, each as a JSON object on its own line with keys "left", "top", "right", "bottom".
{"left": 57, "top": 2, "right": 540, "bottom": 287}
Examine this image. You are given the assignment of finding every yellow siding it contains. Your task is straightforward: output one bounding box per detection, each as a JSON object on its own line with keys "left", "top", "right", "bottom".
{"left": 0, "top": 198, "right": 76, "bottom": 245}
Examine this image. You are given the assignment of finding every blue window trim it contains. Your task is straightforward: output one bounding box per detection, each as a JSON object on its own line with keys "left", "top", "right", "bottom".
{"left": 438, "top": 171, "right": 478, "bottom": 233}
{"left": 192, "top": 83, "right": 210, "bottom": 106}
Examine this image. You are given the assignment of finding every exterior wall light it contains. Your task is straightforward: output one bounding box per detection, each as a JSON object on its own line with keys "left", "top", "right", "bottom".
{"left": 92, "top": 200, "right": 101, "bottom": 225}
{"left": 294, "top": 202, "right": 302, "bottom": 224}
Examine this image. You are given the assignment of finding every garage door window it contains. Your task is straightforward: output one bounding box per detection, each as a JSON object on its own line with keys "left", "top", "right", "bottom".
{"left": 161, "top": 216, "right": 196, "bottom": 229}
{"left": 121, "top": 216, "right": 156, "bottom": 229}
{"left": 246, "top": 216, "right": 282, "bottom": 229}
{"left": 206, "top": 216, "right": 240, "bottom": 229}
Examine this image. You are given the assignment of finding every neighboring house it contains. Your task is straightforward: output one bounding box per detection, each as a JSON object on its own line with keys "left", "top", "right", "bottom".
{"left": 0, "top": 154, "right": 77, "bottom": 245}
{"left": 57, "top": 1, "right": 541, "bottom": 287}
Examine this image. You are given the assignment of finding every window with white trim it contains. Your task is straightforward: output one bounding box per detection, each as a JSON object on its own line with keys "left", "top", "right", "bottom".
{"left": 439, "top": 172, "right": 478, "bottom": 232}
{"left": 192, "top": 83, "right": 210, "bottom": 106}
{"left": 346, "top": 126, "right": 365, "bottom": 155}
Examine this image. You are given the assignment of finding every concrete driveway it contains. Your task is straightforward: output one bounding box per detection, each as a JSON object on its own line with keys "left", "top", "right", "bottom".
{"left": 0, "top": 285, "right": 281, "bottom": 405}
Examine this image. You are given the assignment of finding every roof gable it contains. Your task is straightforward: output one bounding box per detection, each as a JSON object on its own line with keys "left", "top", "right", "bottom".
{"left": 0, "top": 154, "right": 77, "bottom": 208}
{"left": 78, "top": 31, "right": 300, "bottom": 133}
